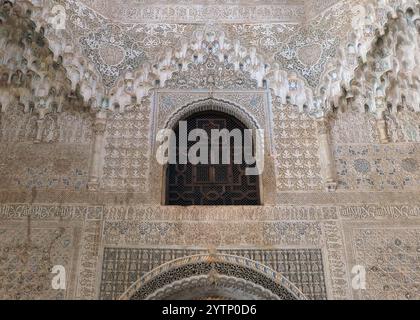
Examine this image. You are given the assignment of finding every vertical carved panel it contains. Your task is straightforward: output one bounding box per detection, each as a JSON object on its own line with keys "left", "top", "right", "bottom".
{"left": 102, "top": 100, "right": 151, "bottom": 192}
{"left": 272, "top": 100, "right": 322, "bottom": 191}
{"left": 75, "top": 214, "right": 103, "bottom": 299}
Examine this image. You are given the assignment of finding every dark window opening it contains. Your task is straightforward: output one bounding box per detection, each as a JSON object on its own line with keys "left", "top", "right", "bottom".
{"left": 165, "top": 111, "right": 261, "bottom": 206}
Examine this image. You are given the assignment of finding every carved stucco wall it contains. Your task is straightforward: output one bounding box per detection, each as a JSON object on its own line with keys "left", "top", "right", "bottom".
{"left": 1, "top": 56, "right": 419, "bottom": 301}
{"left": 1, "top": 203, "right": 419, "bottom": 300}
{"left": 0, "top": 108, "right": 92, "bottom": 191}
{"left": 0, "top": 0, "right": 419, "bottom": 301}
{"left": 332, "top": 111, "right": 420, "bottom": 191}
{"left": 0, "top": 218, "right": 81, "bottom": 299}
{"left": 0, "top": 100, "right": 419, "bottom": 300}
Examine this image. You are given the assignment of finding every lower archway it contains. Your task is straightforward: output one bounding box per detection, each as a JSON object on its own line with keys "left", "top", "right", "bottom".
{"left": 119, "top": 254, "right": 307, "bottom": 300}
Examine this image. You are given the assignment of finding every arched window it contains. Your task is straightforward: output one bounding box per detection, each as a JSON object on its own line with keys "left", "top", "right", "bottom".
{"left": 165, "top": 111, "right": 261, "bottom": 205}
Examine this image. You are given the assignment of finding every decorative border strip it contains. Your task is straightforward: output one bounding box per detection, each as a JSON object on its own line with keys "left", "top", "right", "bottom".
{"left": 1, "top": 204, "right": 419, "bottom": 221}
{"left": 1, "top": 190, "right": 419, "bottom": 206}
